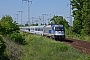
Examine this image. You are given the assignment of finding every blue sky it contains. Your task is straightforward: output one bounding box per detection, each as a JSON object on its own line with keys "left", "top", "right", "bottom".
{"left": 0, "top": 0, "right": 71, "bottom": 25}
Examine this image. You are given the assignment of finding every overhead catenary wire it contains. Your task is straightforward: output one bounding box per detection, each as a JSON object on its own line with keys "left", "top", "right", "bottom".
{"left": 51, "top": 3, "right": 69, "bottom": 15}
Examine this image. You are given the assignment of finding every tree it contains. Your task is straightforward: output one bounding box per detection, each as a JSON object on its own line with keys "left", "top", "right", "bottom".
{"left": 71, "top": 0, "right": 90, "bottom": 34}
{"left": 45, "top": 23, "right": 47, "bottom": 25}
{"left": 50, "top": 15, "right": 69, "bottom": 28}
{"left": 0, "top": 35, "right": 6, "bottom": 55}
{"left": 0, "top": 15, "right": 20, "bottom": 35}
{"left": 81, "top": 0, "right": 90, "bottom": 34}
{"left": 25, "top": 23, "right": 29, "bottom": 26}
{"left": 70, "top": 0, "right": 83, "bottom": 33}
{"left": 35, "top": 23, "right": 38, "bottom": 26}
{"left": 41, "top": 23, "right": 43, "bottom": 25}
{"left": 31, "top": 23, "right": 38, "bottom": 26}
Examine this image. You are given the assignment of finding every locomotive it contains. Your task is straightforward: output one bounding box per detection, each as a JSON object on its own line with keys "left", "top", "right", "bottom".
{"left": 43, "top": 25, "right": 65, "bottom": 40}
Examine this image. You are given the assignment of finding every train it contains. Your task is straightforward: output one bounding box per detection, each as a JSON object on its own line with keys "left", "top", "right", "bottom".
{"left": 20, "top": 24, "right": 65, "bottom": 40}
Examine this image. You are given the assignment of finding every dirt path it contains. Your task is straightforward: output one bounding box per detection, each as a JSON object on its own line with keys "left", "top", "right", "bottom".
{"left": 60, "top": 38, "right": 90, "bottom": 55}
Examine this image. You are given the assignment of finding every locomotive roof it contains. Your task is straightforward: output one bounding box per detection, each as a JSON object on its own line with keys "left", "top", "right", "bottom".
{"left": 30, "top": 25, "right": 45, "bottom": 28}
{"left": 44, "top": 24, "right": 64, "bottom": 27}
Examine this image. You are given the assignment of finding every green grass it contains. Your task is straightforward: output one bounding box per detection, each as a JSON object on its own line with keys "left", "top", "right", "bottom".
{"left": 66, "top": 32, "right": 90, "bottom": 42}
{"left": 19, "top": 32, "right": 90, "bottom": 60}
{"left": 65, "top": 28, "right": 90, "bottom": 42}
{"left": 3, "top": 32, "right": 90, "bottom": 60}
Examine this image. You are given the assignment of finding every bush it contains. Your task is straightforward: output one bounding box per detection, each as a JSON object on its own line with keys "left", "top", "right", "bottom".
{"left": 10, "top": 32, "right": 26, "bottom": 45}
{"left": 0, "top": 15, "right": 20, "bottom": 35}
{"left": 0, "top": 35, "right": 6, "bottom": 55}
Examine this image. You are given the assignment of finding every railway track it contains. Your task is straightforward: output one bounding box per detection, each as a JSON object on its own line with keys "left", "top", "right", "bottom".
{"left": 59, "top": 38, "right": 90, "bottom": 55}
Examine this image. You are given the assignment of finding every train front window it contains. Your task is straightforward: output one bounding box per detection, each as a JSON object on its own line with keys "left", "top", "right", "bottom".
{"left": 55, "top": 27, "right": 64, "bottom": 31}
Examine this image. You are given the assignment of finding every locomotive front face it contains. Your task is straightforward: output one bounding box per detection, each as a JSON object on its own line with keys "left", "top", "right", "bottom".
{"left": 54, "top": 26, "right": 65, "bottom": 35}
{"left": 53, "top": 25, "right": 65, "bottom": 39}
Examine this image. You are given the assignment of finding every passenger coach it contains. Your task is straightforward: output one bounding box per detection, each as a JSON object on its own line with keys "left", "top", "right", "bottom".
{"left": 30, "top": 25, "right": 44, "bottom": 35}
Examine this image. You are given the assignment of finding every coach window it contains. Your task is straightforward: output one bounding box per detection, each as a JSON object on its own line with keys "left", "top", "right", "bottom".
{"left": 40, "top": 28, "right": 41, "bottom": 31}
{"left": 38, "top": 28, "right": 40, "bottom": 31}
{"left": 25, "top": 28, "right": 27, "bottom": 30}
{"left": 35, "top": 28, "right": 37, "bottom": 31}
{"left": 37, "top": 28, "right": 38, "bottom": 31}
{"left": 37, "top": 28, "right": 39, "bottom": 31}
{"left": 38, "top": 28, "right": 39, "bottom": 31}
{"left": 28, "top": 29, "right": 30, "bottom": 31}
{"left": 41, "top": 28, "right": 43, "bottom": 31}
{"left": 32, "top": 28, "right": 33, "bottom": 30}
